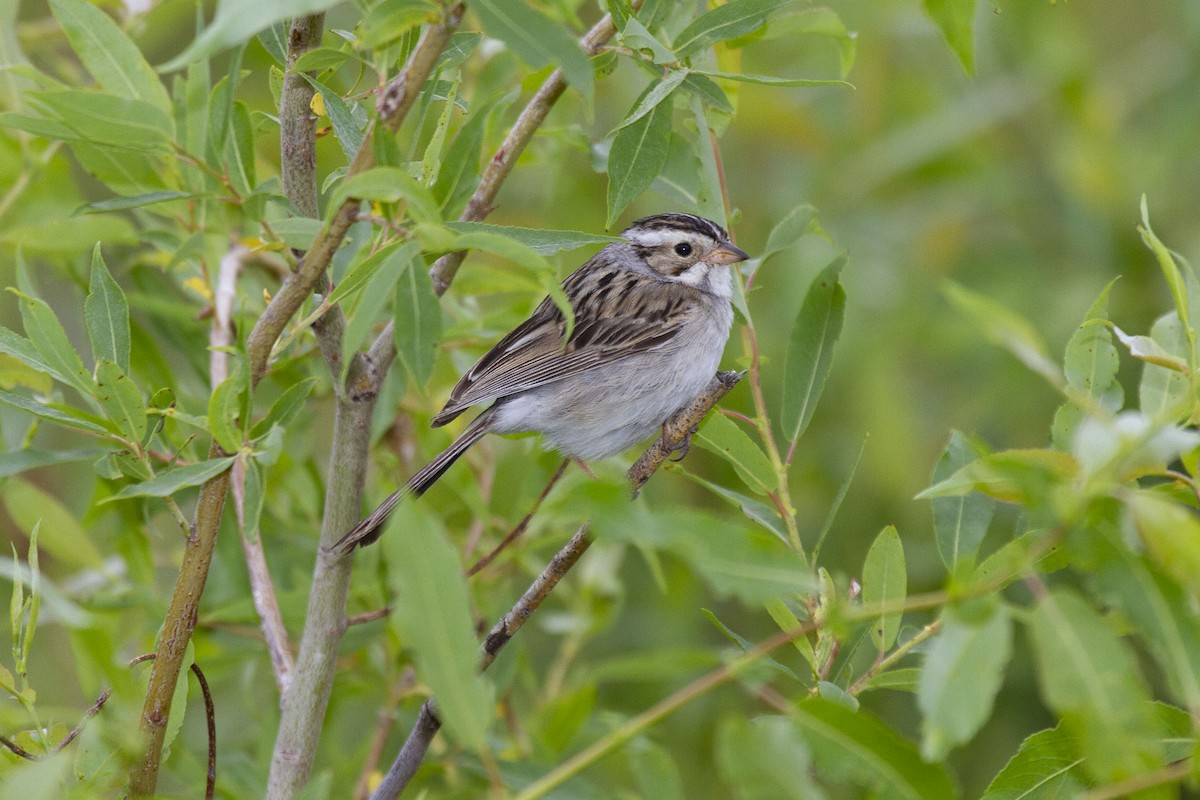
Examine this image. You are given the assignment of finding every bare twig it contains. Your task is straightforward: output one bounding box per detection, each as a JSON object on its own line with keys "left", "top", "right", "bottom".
{"left": 190, "top": 661, "right": 218, "bottom": 800}
{"left": 0, "top": 686, "right": 112, "bottom": 760}
{"left": 466, "top": 458, "right": 569, "bottom": 576}
{"left": 371, "top": 526, "right": 594, "bottom": 800}
{"left": 346, "top": 606, "right": 392, "bottom": 626}
{"left": 627, "top": 371, "right": 744, "bottom": 496}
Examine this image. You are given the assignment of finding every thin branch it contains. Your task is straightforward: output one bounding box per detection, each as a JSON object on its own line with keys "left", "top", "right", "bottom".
{"left": 427, "top": 2, "right": 640, "bottom": 296}
{"left": 346, "top": 606, "right": 392, "bottom": 626}
{"left": 371, "top": 525, "right": 594, "bottom": 800}
{"left": 848, "top": 619, "right": 941, "bottom": 696}
{"left": 627, "top": 371, "right": 744, "bottom": 497}
{"left": 0, "top": 686, "right": 112, "bottom": 760}
{"left": 1083, "top": 761, "right": 1192, "bottom": 800}
{"left": 189, "top": 661, "right": 218, "bottom": 800}
{"left": 466, "top": 458, "right": 569, "bottom": 576}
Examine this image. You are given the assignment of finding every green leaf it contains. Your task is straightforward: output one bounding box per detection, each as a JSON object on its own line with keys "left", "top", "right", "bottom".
{"left": 445, "top": 221, "right": 621, "bottom": 255}
{"left": 1028, "top": 588, "right": 1159, "bottom": 782}
{"left": 250, "top": 377, "right": 319, "bottom": 439}
{"left": 359, "top": 1, "right": 439, "bottom": 50}
{"left": 612, "top": 71, "right": 688, "bottom": 134}
{"left": 694, "top": 412, "right": 777, "bottom": 496}
{"left": 632, "top": 743, "right": 686, "bottom": 800}
{"left": 27, "top": 89, "right": 173, "bottom": 149}
{"left": 533, "top": 684, "right": 596, "bottom": 756}
{"left": 13, "top": 290, "right": 93, "bottom": 398}
{"left": 158, "top": 0, "right": 346, "bottom": 72}
{"left": 0, "top": 327, "right": 71, "bottom": 386}
{"left": 921, "top": 0, "right": 976, "bottom": 74}
{"left": 1139, "top": 312, "right": 1190, "bottom": 420}
{"left": 930, "top": 431, "right": 995, "bottom": 571}
{"left": 606, "top": 84, "right": 674, "bottom": 228}
{"left": 674, "top": 0, "right": 797, "bottom": 57}
{"left": 982, "top": 726, "right": 1086, "bottom": 800}
{"left": 918, "top": 603, "right": 1012, "bottom": 760}
{"left": 917, "top": 448, "right": 1078, "bottom": 506}
{"left": 677, "top": 470, "right": 788, "bottom": 543}
{"left": 679, "top": 523, "right": 813, "bottom": 603}
{"left": 943, "top": 281, "right": 1062, "bottom": 387}
{"left": 717, "top": 716, "right": 823, "bottom": 800}
{"left": 794, "top": 698, "right": 957, "bottom": 800}
{"left": 76, "top": 190, "right": 198, "bottom": 215}
{"left": 85, "top": 245, "right": 131, "bottom": 373}
{"left": 1125, "top": 490, "right": 1200, "bottom": 598}
{"left": 48, "top": 0, "right": 171, "bottom": 112}
{"left": 618, "top": 17, "right": 678, "bottom": 65}
{"left": 433, "top": 90, "right": 512, "bottom": 215}
{"left": 94, "top": 360, "right": 146, "bottom": 443}
{"left": 1052, "top": 281, "right": 1123, "bottom": 450}
{"left": 1, "top": 478, "right": 104, "bottom": 569}
{"left": 0, "top": 448, "right": 105, "bottom": 478}
{"left": 862, "top": 668, "right": 921, "bottom": 694}
{"left": 270, "top": 217, "right": 323, "bottom": 251}
{"left": 862, "top": 525, "right": 906, "bottom": 652}
{"left": 1139, "top": 196, "right": 1197, "bottom": 366}
{"left": 471, "top": 0, "right": 592, "bottom": 99}
{"left": 329, "top": 241, "right": 419, "bottom": 308}
{"left": 105, "top": 457, "right": 236, "bottom": 501}
{"left": 326, "top": 167, "right": 441, "bottom": 225}
{"left": 680, "top": 73, "right": 734, "bottom": 114}
{"left": 759, "top": 204, "right": 817, "bottom": 267}
{"left": 340, "top": 244, "right": 417, "bottom": 372}
{"left": 384, "top": 506, "right": 494, "bottom": 749}
{"left": 393, "top": 252, "right": 442, "bottom": 387}
{"left": 225, "top": 100, "right": 255, "bottom": 194}
{"left": 300, "top": 73, "right": 365, "bottom": 161}
{"left": 780, "top": 255, "right": 845, "bottom": 443}
{"left": 207, "top": 367, "right": 247, "bottom": 453}
{"left": 691, "top": 69, "right": 850, "bottom": 88}
{"left": 0, "top": 390, "right": 115, "bottom": 436}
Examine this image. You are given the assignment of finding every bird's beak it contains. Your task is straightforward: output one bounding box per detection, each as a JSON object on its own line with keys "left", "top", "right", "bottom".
{"left": 709, "top": 241, "right": 750, "bottom": 265}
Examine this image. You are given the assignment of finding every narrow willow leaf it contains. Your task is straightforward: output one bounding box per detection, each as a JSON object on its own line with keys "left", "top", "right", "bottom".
{"left": 694, "top": 413, "right": 777, "bottom": 496}
{"left": 0, "top": 448, "right": 104, "bottom": 478}
{"left": 225, "top": 101, "right": 255, "bottom": 194}
{"left": 326, "top": 167, "right": 441, "bottom": 225}
{"left": 674, "top": 0, "right": 797, "bottom": 57}
{"left": 680, "top": 73, "right": 734, "bottom": 114}
{"left": 918, "top": 603, "right": 1012, "bottom": 760}
{"left": 85, "top": 244, "right": 131, "bottom": 372}
{"left": 472, "top": 0, "right": 592, "bottom": 99}
{"left": 433, "top": 91, "right": 512, "bottom": 215}
{"left": 0, "top": 390, "right": 115, "bottom": 436}
{"left": 677, "top": 471, "right": 788, "bottom": 543}
{"left": 612, "top": 71, "right": 688, "bottom": 134}
{"left": 105, "top": 457, "right": 236, "bottom": 501}
{"left": 862, "top": 525, "right": 906, "bottom": 651}
{"left": 207, "top": 370, "right": 246, "bottom": 453}
{"left": 618, "top": 17, "right": 678, "bottom": 65}
{"left": 48, "top": 0, "right": 171, "bottom": 112}
{"left": 943, "top": 281, "right": 1062, "bottom": 386}
{"left": 982, "top": 726, "right": 1085, "bottom": 799}
{"left": 1051, "top": 280, "right": 1123, "bottom": 450}
{"left": 300, "top": 73, "right": 365, "bottom": 161}
{"left": 763, "top": 598, "right": 817, "bottom": 669}
{"left": 270, "top": 217, "right": 322, "bottom": 251}
{"left": 1139, "top": 196, "right": 1196, "bottom": 359}
{"left": 794, "top": 699, "right": 956, "bottom": 799}
{"left": 930, "top": 431, "right": 994, "bottom": 571}
{"left": 921, "top": 0, "right": 975, "bottom": 74}
{"left": 606, "top": 86, "right": 674, "bottom": 227}
{"left": 394, "top": 252, "right": 442, "bottom": 386}
{"left": 1139, "top": 312, "right": 1189, "bottom": 420}
{"left": 632, "top": 743, "right": 686, "bottom": 800}
{"left": 359, "top": 1, "right": 438, "bottom": 50}
{"left": 1, "top": 478, "right": 105, "bottom": 569}
{"left": 250, "top": 377, "right": 319, "bottom": 439}
{"left": 780, "top": 255, "right": 845, "bottom": 443}
{"left": 445, "top": 222, "right": 621, "bottom": 255}
{"left": 704, "top": 608, "right": 806, "bottom": 683}
{"left": 678, "top": 524, "right": 812, "bottom": 602}
{"left": 1028, "top": 588, "right": 1159, "bottom": 782}
{"left": 759, "top": 204, "right": 817, "bottom": 266}
{"left": 76, "top": 190, "right": 197, "bottom": 215}
{"left": 158, "top": 0, "right": 346, "bottom": 71}
{"left": 14, "top": 290, "right": 93, "bottom": 398}
{"left": 328, "top": 242, "right": 419, "bottom": 308}
{"left": 862, "top": 668, "right": 920, "bottom": 694}
{"left": 384, "top": 506, "right": 494, "bottom": 749}
{"left": 340, "top": 243, "right": 416, "bottom": 374}
{"left": 918, "top": 448, "right": 1078, "bottom": 505}
{"left": 28, "top": 89, "right": 173, "bottom": 149}
{"left": 94, "top": 359, "right": 145, "bottom": 443}
{"left": 691, "top": 69, "right": 849, "bottom": 88}
{"left": 1125, "top": 490, "right": 1200, "bottom": 597}
{"left": 0, "top": 327, "right": 70, "bottom": 386}
{"left": 717, "top": 716, "right": 821, "bottom": 800}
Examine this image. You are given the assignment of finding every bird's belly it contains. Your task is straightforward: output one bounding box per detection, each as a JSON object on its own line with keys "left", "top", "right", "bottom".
{"left": 491, "top": 320, "right": 728, "bottom": 461}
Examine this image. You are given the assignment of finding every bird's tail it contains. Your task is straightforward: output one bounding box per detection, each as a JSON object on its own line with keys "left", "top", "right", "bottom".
{"left": 334, "top": 407, "right": 496, "bottom": 553}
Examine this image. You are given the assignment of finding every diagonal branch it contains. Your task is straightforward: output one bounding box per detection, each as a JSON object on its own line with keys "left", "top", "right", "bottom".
{"left": 371, "top": 525, "right": 593, "bottom": 800}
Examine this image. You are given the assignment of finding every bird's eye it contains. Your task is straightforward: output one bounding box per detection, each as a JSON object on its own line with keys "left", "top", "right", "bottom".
{"left": 674, "top": 242, "right": 693, "bottom": 257}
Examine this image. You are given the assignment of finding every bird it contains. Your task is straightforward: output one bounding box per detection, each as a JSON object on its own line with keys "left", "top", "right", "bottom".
{"left": 335, "top": 212, "right": 749, "bottom": 552}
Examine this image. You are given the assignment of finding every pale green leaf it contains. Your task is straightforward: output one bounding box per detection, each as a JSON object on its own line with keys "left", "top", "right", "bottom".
{"left": 780, "top": 255, "right": 845, "bottom": 443}
{"left": 606, "top": 85, "right": 674, "bottom": 227}
{"left": 27, "top": 89, "right": 173, "bottom": 149}
{"left": 694, "top": 412, "right": 777, "bottom": 496}
{"left": 384, "top": 505, "right": 494, "bottom": 749}
{"left": 0, "top": 327, "right": 71, "bottom": 386}
{"left": 300, "top": 73, "right": 365, "bottom": 161}
{"left": 105, "top": 457, "right": 236, "bottom": 501}
{"left": 445, "top": 221, "right": 620, "bottom": 255}
{"left": 472, "top": 0, "right": 592, "bottom": 98}
{"left": 251, "top": 378, "right": 320, "bottom": 439}
{"left": 862, "top": 525, "right": 906, "bottom": 651}
{"left": 393, "top": 251, "right": 442, "bottom": 386}
{"left": 1125, "top": 490, "right": 1200, "bottom": 598}
{"left": 921, "top": 0, "right": 976, "bottom": 74}
{"left": 85, "top": 244, "right": 131, "bottom": 373}
{"left": 0, "top": 390, "right": 115, "bottom": 436}
{"left": 0, "top": 448, "right": 105, "bottom": 478}
{"left": 674, "top": 0, "right": 797, "bottom": 57}
{"left": 612, "top": 71, "right": 688, "bottom": 134}
{"left": 918, "top": 603, "right": 1012, "bottom": 760}
{"left": 982, "top": 726, "right": 1085, "bottom": 800}
{"left": 48, "top": 0, "right": 171, "bottom": 112}
{"left": 1, "top": 478, "right": 104, "bottom": 569}
{"left": 692, "top": 69, "right": 849, "bottom": 88}
{"left": 328, "top": 241, "right": 419, "bottom": 308}
{"left": 930, "top": 430, "right": 994, "bottom": 571}
{"left": 94, "top": 359, "right": 145, "bottom": 443}
{"left": 340, "top": 242, "right": 417, "bottom": 375}
{"left": 13, "top": 290, "right": 93, "bottom": 398}
{"left": 326, "top": 167, "right": 441, "bottom": 225}
{"left": 1139, "top": 312, "right": 1190, "bottom": 421}
{"left": 207, "top": 368, "right": 246, "bottom": 453}
{"left": 717, "top": 716, "right": 823, "bottom": 800}
{"left": 76, "top": 191, "right": 197, "bottom": 215}
{"left": 943, "top": 281, "right": 1062, "bottom": 387}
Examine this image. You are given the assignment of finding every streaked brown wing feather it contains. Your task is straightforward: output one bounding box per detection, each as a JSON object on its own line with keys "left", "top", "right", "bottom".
{"left": 432, "top": 270, "right": 695, "bottom": 426}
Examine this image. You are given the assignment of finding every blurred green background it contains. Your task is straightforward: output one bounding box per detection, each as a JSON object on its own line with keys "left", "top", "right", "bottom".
{"left": 3, "top": 0, "right": 1200, "bottom": 796}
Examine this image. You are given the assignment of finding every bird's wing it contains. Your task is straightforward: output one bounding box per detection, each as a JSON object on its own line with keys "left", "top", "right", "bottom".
{"left": 432, "top": 273, "right": 694, "bottom": 426}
